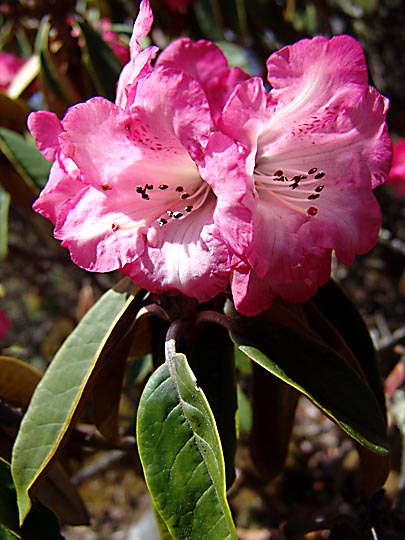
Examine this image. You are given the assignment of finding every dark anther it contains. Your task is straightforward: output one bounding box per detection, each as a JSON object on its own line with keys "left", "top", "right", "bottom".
{"left": 102, "top": 184, "right": 112, "bottom": 191}
{"left": 158, "top": 184, "right": 169, "bottom": 190}
{"left": 136, "top": 186, "right": 144, "bottom": 193}
{"left": 142, "top": 193, "right": 150, "bottom": 200}
{"left": 308, "top": 193, "right": 320, "bottom": 200}
{"left": 315, "top": 171, "right": 325, "bottom": 179}
{"left": 111, "top": 222, "right": 120, "bottom": 232}
{"left": 307, "top": 207, "right": 318, "bottom": 216}
{"left": 185, "top": 206, "right": 193, "bottom": 212}
{"left": 308, "top": 167, "right": 318, "bottom": 175}
{"left": 157, "top": 218, "right": 168, "bottom": 226}
{"left": 175, "top": 186, "right": 184, "bottom": 192}
{"left": 145, "top": 184, "right": 154, "bottom": 190}
{"left": 173, "top": 212, "right": 183, "bottom": 219}
{"left": 274, "top": 170, "right": 284, "bottom": 177}
{"left": 315, "top": 185, "right": 324, "bottom": 193}
{"left": 181, "top": 192, "right": 190, "bottom": 199}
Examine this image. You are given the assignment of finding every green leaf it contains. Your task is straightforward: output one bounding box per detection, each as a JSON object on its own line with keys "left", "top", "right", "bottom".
{"left": 0, "top": 128, "right": 50, "bottom": 190}
{"left": 0, "top": 356, "right": 42, "bottom": 408}
{"left": 152, "top": 502, "right": 175, "bottom": 540}
{"left": 0, "top": 525, "right": 19, "bottom": 540}
{"left": 249, "top": 363, "right": 299, "bottom": 480}
{"left": 137, "top": 341, "right": 237, "bottom": 540}
{"left": 11, "top": 279, "right": 145, "bottom": 525}
{"left": 77, "top": 20, "right": 122, "bottom": 101}
{"left": 230, "top": 318, "right": 389, "bottom": 456}
{"left": 188, "top": 322, "right": 237, "bottom": 488}
{"left": 309, "top": 279, "right": 386, "bottom": 418}
{"left": 0, "top": 187, "right": 10, "bottom": 260}
{"left": 0, "top": 458, "right": 62, "bottom": 540}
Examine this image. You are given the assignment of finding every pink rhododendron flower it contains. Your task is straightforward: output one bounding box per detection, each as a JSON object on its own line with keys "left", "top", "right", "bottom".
{"left": 29, "top": 0, "right": 391, "bottom": 316}
{"left": 0, "top": 309, "right": 10, "bottom": 340}
{"left": 388, "top": 138, "right": 405, "bottom": 197}
{"left": 0, "top": 51, "right": 26, "bottom": 91}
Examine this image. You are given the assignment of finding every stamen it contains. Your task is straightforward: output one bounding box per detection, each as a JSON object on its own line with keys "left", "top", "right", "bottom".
{"left": 307, "top": 207, "right": 318, "bottom": 217}
{"left": 102, "top": 183, "right": 112, "bottom": 191}
{"left": 185, "top": 206, "right": 193, "bottom": 212}
{"left": 172, "top": 212, "right": 183, "bottom": 219}
{"left": 274, "top": 170, "right": 284, "bottom": 177}
{"left": 145, "top": 184, "right": 154, "bottom": 190}
{"left": 308, "top": 167, "right": 318, "bottom": 175}
{"left": 314, "top": 185, "right": 324, "bottom": 193}
{"left": 158, "top": 184, "right": 169, "bottom": 190}
{"left": 308, "top": 193, "right": 320, "bottom": 200}
{"left": 175, "top": 186, "right": 184, "bottom": 192}
{"left": 111, "top": 222, "right": 120, "bottom": 232}
{"left": 136, "top": 186, "right": 144, "bottom": 193}
{"left": 315, "top": 171, "right": 325, "bottom": 179}
{"left": 157, "top": 218, "right": 168, "bottom": 226}
{"left": 181, "top": 192, "right": 190, "bottom": 199}
{"left": 141, "top": 193, "right": 150, "bottom": 200}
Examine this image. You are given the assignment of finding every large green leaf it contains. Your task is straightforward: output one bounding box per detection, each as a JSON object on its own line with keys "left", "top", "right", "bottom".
{"left": 0, "top": 458, "right": 61, "bottom": 540}
{"left": 77, "top": 20, "right": 122, "bottom": 101}
{"left": 309, "top": 279, "right": 386, "bottom": 417}
{"left": 11, "top": 280, "right": 145, "bottom": 525}
{"left": 137, "top": 341, "right": 237, "bottom": 540}
{"left": 230, "top": 318, "right": 389, "bottom": 456}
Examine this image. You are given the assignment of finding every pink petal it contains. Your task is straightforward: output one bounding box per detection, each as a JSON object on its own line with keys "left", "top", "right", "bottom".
{"left": 33, "top": 159, "right": 81, "bottom": 224}
{"left": 124, "top": 197, "right": 230, "bottom": 301}
{"left": 388, "top": 138, "right": 405, "bottom": 196}
{"left": 132, "top": 0, "right": 154, "bottom": 53}
{"left": 196, "top": 131, "right": 254, "bottom": 257}
{"left": 156, "top": 38, "right": 229, "bottom": 90}
{"left": 55, "top": 185, "right": 146, "bottom": 272}
{"left": 115, "top": 0, "right": 158, "bottom": 109}
{"left": 266, "top": 35, "right": 368, "bottom": 105}
{"left": 27, "top": 111, "right": 63, "bottom": 161}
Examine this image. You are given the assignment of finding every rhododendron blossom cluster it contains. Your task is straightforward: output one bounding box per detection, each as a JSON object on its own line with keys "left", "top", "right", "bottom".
{"left": 29, "top": 0, "right": 391, "bottom": 316}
